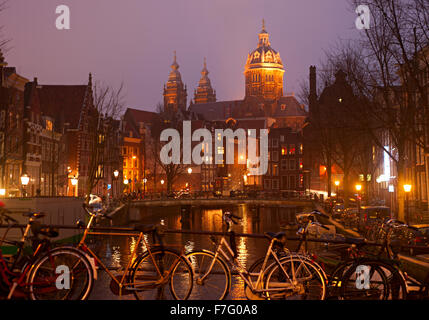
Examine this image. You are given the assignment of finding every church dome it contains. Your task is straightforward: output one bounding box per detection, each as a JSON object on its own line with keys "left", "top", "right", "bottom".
{"left": 245, "top": 20, "right": 284, "bottom": 71}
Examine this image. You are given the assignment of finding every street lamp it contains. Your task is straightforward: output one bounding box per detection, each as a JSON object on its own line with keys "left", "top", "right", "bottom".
{"left": 187, "top": 167, "right": 192, "bottom": 174}
{"left": 71, "top": 177, "right": 78, "bottom": 197}
{"left": 161, "top": 179, "right": 165, "bottom": 197}
{"left": 404, "top": 184, "right": 412, "bottom": 224}
{"left": 20, "top": 174, "right": 29, "bottom": 197}
{"left": 123, "top": 178, "right": 129, "bottom": 185}
{"left": 335, "top": 180, "right": 340, "bottom": 200}
{"left": 355, "top": 184, "right": 362, "bottom": 220}
{"left": 113, "top": 170, "right": 119, "bottom": 198}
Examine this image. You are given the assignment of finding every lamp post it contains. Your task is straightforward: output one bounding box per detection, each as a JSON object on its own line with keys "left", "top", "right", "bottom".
{"left": 113, "top": 170, "right": 119, "bottom": 199}
{"left": 356, "top": 183, "right": 362, "bottom": 209}
{"left": 143, "top": 178, "right": 147, "bottom": 198}
{"left": 404, "top": 184, "right": 412, "bottom": 225}
{"left": 20, "top": 174, "right": 30, "bottom": 197}
{"left": 335, "top": 180, "right": 340, "bottom": 200}
{"left": 71, "top": 176, "right": 78, "bottom": 197}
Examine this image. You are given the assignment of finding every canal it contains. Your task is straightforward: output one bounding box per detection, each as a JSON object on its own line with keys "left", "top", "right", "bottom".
{"left": 89, "top": 205, "right": 312, "bottom": 300}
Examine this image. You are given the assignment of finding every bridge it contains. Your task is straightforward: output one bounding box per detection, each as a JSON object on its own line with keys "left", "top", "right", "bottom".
{"left": 130, "top": 198, "right": 316, "bottom": 208}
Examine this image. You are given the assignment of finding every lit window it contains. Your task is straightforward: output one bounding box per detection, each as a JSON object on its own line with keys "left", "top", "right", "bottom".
{"left": 217, "top": 147, "right": 224, "bottom": 155}
{"left": 46, "top": 120, "right": 53, "bottom": 131}
{"left": 281, "top": 104, "right": 286, "bottom": 111}
{"left": 289, "top": 145, "right": 296, "bottom": 155}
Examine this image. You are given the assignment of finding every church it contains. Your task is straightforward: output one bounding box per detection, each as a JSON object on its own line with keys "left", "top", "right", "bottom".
{"left": 160, "top": 21, "right": 308, "bottom": 194}
{"left": 163, "top": 21, "right": 307, "bottom": 129}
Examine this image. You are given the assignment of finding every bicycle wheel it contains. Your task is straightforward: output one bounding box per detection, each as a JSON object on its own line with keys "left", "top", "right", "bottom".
{"left": 186, "top": 251, "right": 231, "bottom": 300}
{"left": 131, "top": 249, "right": 193, "bottom": 300}
{"left": 340, "top": 261, "right": 389, "bottom": 300}
{"left": 264, "top": 256, "right": 327, "bottom": 300}
{"left": 28, "top": 247, "right": 94, "bottom": 300}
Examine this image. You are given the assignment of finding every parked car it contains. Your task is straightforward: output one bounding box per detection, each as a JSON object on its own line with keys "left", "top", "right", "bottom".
{"left": 358, "top": 206, "right": 391, "bottom": 231}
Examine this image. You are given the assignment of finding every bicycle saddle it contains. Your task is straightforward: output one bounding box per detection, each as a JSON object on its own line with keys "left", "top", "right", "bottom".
{"left": 23, "top": 211, "right": 46, "bottom": 219}
{"left": 344, "top": 237, "right": 366, "bottom": 245}
{"left": 265, "top": 231, "right": 287, "bottom": 240}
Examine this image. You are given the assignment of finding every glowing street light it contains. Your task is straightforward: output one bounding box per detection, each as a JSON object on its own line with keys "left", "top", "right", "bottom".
{"left": 188, "top": 167, "right": 192, "bottom": 174}
{"left": 113, "top": 170, "right": 119, "bottom": 178}
{"left": 20, "top": 174, "right": 30, "bottom": 186}
{"left": 124, "top": 179, "right": 129, "bottom": 185}
{"left": 403, "top": 184, "right": 412, "bottom": 193}
{"left": 334, "top": 180, "right": 340, "bottom": 187}
{"left": 21, "top": 173, "right": 30, "bottom": 198}
{"left": 161, "top": 179, "right": 165, "bottom": 185}
{"left": 71, "top": 177, "right": 78, "bottom": 186}
{"left": 355, "top": 184, "right": 362, "bottom": 192}
{"left": 404, "top": 184, "right": 412, "bottom": 225}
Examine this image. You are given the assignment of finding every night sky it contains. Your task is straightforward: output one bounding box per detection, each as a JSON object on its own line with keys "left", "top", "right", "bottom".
{"left": 2, "top": 0, "right": 360, "bottom": 111}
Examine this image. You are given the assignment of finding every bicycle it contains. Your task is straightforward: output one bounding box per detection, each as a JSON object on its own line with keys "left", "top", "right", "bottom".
{"left": 71, "top": 197, "right": 193, "bottom": 300}
{"left": 0, "top": 208, "right": 94, "bottom": 300}
{"left": 186, "top": 211, "right": 327, "bottom": 300}
{"left": 294, "top": 211, "right": 406, "bottom": 300}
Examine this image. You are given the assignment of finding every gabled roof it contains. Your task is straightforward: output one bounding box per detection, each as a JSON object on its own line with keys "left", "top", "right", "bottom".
{"left": 34, "top": 85, "right": 88, "bottom": 129}
{"left": 125, "top": 108, "right": 157, "bottom": 124}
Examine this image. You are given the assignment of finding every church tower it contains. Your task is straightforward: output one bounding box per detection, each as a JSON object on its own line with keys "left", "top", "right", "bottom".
{"left": 193, "top": 58, "right": 216, "bottom": 104}
{"left": 163, "top": 51, "right": 187, "bottom": 112}
{"left": 244, "top": 20, "right": 285, "bottom": 101}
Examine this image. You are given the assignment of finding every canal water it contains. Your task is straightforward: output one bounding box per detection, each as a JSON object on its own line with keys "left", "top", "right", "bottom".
{"left": 89, "top": 205, "right": 312, "bottom": 300}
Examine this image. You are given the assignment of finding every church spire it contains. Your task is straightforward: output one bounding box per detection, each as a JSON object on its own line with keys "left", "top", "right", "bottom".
{"left": 164, "top": 51, "right": 187, "bottom": 112}
{"left": 194, "top": 57, "right": 216, "bottom": 104}
{"left": 258, "top": 19, "right": 270, "bottom": 47}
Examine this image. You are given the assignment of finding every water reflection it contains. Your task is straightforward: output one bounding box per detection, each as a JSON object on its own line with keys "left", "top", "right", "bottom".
{"left": 93, "top": 205, "right": 304, "bottom": 300}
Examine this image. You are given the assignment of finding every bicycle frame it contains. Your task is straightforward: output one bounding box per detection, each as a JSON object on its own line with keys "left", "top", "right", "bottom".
{"left": 77, "top": 211, "right": 184, "bottom": 296}
{"left": 201, "top": 234, "right": 301, "bottom": 295}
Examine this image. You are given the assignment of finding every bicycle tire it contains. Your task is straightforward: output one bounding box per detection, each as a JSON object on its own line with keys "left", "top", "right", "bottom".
{"left": 186, "top": 250, "right": 231, "bottom": 300}
{"left": 28, "top": 247, "right": 94, "bottom": 300}
{"left": 130, "top": 248, "right": 193, "bottom": 300}
{"left": 264, "top": 256, "right": 327, "bottom": 300}
{"left": 339, "top": 260, "right": 389, "bottom": 300}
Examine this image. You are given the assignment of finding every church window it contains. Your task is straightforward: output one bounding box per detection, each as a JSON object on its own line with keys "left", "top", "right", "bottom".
{"left": 281, "top": 104, "right": 286, "bottom": 110}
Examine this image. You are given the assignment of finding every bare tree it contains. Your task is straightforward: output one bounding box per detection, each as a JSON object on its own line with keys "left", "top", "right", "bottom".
{"left": 85, "top": 81, "right": 125, "bottom": 200}
{"left": 150, "top": 105, "right": 185, "bottom": 194}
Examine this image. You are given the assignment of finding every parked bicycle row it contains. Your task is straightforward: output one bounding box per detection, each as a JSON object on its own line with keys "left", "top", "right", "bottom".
{"left": 0, "top": 197, "right": 427, "bottom": 300}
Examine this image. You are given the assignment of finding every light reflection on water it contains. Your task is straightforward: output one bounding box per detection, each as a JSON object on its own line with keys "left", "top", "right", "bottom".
{"left": 92, "top": 205, "right": 305, "bottom": 300}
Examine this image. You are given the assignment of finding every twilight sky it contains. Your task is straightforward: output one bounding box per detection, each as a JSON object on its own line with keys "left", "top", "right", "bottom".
{"left": 2, "top": 0, "right": 360, "bottom": 111}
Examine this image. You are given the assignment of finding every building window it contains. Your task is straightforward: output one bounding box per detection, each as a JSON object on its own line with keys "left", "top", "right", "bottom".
{"left": 299, "top": 159, "right": 303, "bottom": 169}
{"left": 272, "top": 164, "right": 279, "bottom": 176}
{"left": 289, "top": 159, "right": 296, "bottom": 170}
{"left": 281, "top": 159, "right": 287, "bottom": 170}
{"left": 281, "top": 104, "right": 286, "bottom": 111}
{"left": 289, "top": 175, "right": 296, "bottom": 189}
{"left": 281, "top": 147, "right": 286, "bottom": 156}
{"left": 281, "top": 176, "right": 288, "bottom": 189}
{"left": 280, "top": 135, "right": 284, "bottom": 142}
{"left": 272, "top": 179, "right": 279, "bottom": 189}
{"left": 272, "top": 139, "right": 278, "bottom": 148}
{"left": 272, "top": 151, "right": 279, "bottom": 162}
{"left": 46, "top": 120, "right": 53, "bottom": 131}
{"left": 264, "top": 179, "right": 271, "bottom": 189}
{"left": 217, "top": 147, "right": 224, "bottom": 155}
{"left": 289, "top": 144, "right": 296, "bottom": 155}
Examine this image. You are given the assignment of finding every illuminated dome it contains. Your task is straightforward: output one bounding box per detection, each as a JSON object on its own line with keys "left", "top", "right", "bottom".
{"left": 245, "top": 20, "right": 284, "bottom": 71}
{"left": 244, "top": 20, "right": 285, "bottom": 101}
